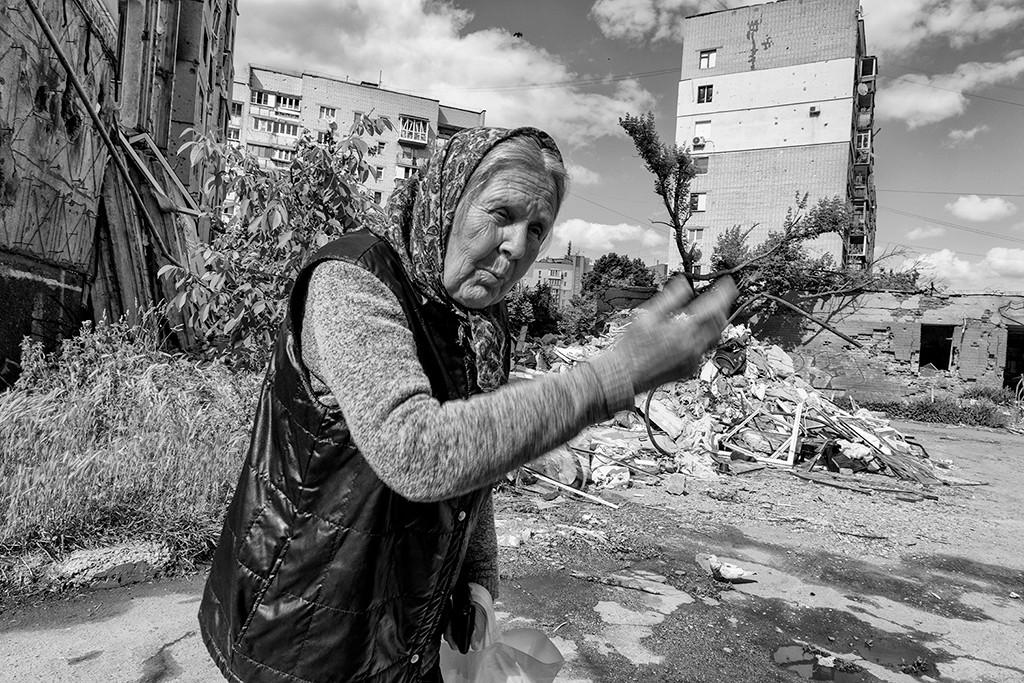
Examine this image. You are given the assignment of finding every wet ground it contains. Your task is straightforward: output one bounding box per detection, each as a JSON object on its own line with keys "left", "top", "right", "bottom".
{"left": 1, "top": 420, "right": 1022, "bottom": 682}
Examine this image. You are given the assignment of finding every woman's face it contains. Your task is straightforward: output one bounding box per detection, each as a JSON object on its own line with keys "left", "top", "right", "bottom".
{"left": 443, "top": 163, "right": 557, "bottom": 309}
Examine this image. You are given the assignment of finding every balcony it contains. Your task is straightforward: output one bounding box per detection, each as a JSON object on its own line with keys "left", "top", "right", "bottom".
{"left": 396, "top": 153, "right": 426, "bottom": 168}
{"left": 399, "top": 117, "right": 429, "bottom": 146}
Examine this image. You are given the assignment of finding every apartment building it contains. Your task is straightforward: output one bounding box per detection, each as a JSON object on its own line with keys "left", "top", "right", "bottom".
{"left": 229, "top": 65, "right": 485, "bottom": 204}
{"left": 522, "top": 255, "right": 592, "bottom": 308}
{"left": 675, "top": 0, "right": 877, "bottom": 272}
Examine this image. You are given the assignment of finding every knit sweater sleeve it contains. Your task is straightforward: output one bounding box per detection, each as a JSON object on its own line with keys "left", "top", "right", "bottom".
{"left": 459, "top": 490, "right": 499, "bottom": 599}
{"left": 301, "top": 259, "right": 634, "bottom": 504}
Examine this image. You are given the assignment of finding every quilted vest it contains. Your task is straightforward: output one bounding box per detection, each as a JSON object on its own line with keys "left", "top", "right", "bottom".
{"left": 198, "top": 229, "right": 504, "bottom": 682}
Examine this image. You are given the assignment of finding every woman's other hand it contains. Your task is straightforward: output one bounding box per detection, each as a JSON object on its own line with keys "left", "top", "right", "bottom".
{"left": 607, "top": 275, "right": 739, "bottom": 395}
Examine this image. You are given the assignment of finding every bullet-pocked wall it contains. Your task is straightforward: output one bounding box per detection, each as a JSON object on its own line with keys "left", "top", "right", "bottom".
{"left": 0, "top": 0, "right": 118, "bottom": 385}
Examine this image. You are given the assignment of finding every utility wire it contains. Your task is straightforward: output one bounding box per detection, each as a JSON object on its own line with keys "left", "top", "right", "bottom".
{"left": 878, "top": 189, "right": 1024, "bottom": 197}
{"left": 877, "top": 205, "right": 1024, "bottom": 244}
{"left": 878, "top": 74, "right": 1024, "bottom": 108}
{"left": 452, "top": 67, "right": 678, "bottom": 92}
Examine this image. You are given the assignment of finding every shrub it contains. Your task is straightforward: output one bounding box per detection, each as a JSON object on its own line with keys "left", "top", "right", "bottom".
{"left": 960, "top": 385, "right": 1015, "bottom": 406}
{"left": 860, "top": 395, "right": 1008, "bottom": 428}
{"left": 504, "top": 287, "right": 534, "bottom": 336}
{"left": 557, "top": 294, "right": 600, "bottom": 341}
{"left": 0, "top": 316, "right": 259, "bottom": 567}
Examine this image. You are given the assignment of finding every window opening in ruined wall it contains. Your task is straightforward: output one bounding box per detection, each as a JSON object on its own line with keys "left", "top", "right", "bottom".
{"left": 919, "top": 324, "right": 955, "bottom": 371}
{"left": 1005, "top": 326, "right": 1024, "bottom": 389}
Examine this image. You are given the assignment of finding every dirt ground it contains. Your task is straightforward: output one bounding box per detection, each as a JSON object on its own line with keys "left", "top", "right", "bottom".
{"left": 1, "top": 419, "right": 1022, "bottom": 682}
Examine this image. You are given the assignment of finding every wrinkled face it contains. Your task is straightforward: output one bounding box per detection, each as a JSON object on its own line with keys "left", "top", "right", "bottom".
{"left": 443, "top": 163, "right": 557, "bottom": 309}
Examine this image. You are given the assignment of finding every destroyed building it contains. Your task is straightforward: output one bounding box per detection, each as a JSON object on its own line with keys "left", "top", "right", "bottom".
{"left": 756, "top": 291, "right": 1024, "bottom": 398}
{"left": 0, "top": 0, "right": 237, "bottom": 385}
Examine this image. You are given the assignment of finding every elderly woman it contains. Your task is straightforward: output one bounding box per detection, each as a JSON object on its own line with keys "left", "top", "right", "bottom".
{"left": 198, "top": 126, "right": 736, "bottom": 682}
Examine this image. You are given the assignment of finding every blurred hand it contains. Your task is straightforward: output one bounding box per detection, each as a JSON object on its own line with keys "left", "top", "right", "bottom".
{"left": 608, "top": 275, "right": 738, "bottom": 393}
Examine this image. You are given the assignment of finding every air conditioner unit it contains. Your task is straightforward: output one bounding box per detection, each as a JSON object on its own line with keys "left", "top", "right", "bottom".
{"left": 692, "top": 136, "right": 706, "bottom": 148}
{"left": 809, "top": 105, "right": 821, "bottom": 116}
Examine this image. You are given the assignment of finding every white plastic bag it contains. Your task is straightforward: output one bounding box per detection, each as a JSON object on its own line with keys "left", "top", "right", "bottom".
{"left": 440, "top": 584, "right": 564, "bottom": 683}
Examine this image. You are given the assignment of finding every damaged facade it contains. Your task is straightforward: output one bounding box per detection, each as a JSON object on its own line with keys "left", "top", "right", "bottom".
{"left": 755, "top": 291, "right": 1024, "bottom": 399}
{"left": 0, "top": 0, "right": 236, "bottom": 385}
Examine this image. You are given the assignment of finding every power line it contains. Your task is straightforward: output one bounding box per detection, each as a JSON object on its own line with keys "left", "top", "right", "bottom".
{"left": 573, "top": 193, "right": 655, "bottom": 226}
{"left": 886, "top": 241, "right": 991, "bottom": 259}
{"left": 877, "top": 205, "right": 1024, "bottom": 244}
{"left": 453, "top": 67, "right": 678, "bottom": 92}
{"left": 878, "top": 74, "right": 1024, "bottom": 108}
{"left": 878, "top": 189, "right": 1024, "bottom": 197}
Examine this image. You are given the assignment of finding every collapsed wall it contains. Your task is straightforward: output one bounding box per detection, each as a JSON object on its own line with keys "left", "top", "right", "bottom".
{"left": 752, "top": 291, "right": 1024, "bottom": 400}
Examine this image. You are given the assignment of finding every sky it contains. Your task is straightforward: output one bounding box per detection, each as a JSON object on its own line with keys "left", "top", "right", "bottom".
{"left": 226, "top": 0, "right": 1024, "bottom": 293}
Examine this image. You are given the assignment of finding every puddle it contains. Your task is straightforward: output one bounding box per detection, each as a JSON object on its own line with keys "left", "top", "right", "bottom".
{"left": 852, "top": 638, "right": 938, "bottom": 677}
{"left": 773, "top": 644, "right": 865, "bottom": 682}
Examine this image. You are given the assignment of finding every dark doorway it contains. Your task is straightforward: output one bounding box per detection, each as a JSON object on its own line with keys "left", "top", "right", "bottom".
{"left": 1005, "top": 327, "right": 1024, "bottom": 389}
{"left": 919, "top": 324, "right": 955, "bottom": 371}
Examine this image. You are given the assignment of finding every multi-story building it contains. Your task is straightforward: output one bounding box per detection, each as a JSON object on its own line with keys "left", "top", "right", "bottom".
{"left": 229, "top": 65, "right": 485, "bottom": 205}
{"left": 674, "top": 0, "right": 877, "bottom": 272}
{"left": 117, "top": 0, "right": 237, "bottom": 197}
{"left": 522, "top": 255, "right": 592, "bottom": 308}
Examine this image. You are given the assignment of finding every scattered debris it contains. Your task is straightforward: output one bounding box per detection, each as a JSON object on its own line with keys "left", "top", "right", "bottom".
{"left": 512, "top": 320, "right": 958, "bottom": 506}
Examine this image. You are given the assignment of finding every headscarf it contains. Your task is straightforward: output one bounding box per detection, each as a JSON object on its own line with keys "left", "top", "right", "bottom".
{"left": 368, "top": 126, "right": 563, "bottom": 392}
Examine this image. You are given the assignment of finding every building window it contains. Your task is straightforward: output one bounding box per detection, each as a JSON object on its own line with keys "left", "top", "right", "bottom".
{"left": 272, "top": 148, "right": 296, "bottom": 162}
{"left": 693, "top": 156, "right": 709, "bottom": 174}
{"left": 849, "top": 235, "right": 866, "bottom": 256}
{"left": 860, "top": 56, "right": 878, "bottom": 80}
{"left": 697, "top": 85, "right": 714, "bottom": 104}
{"left": 250, "top": 90, "right": 269, "bottom": 106}
{"left": 399, "top": 115, "right": 429, "bottom": 143}
{"left": 919, "top": 324, "right": 955, "bottom": 371}
{"left": 376, "top": 166, "right": 385, "bottom": 180}
{"left": 353, "top": 110, "right": 363, "bottom": 124}
{"left": 252, "top": 118, "right": 299, "bottom": 136}
{"left": 227, "top": 127, "right": 240, "bottom": 141}
{"left": 689, "top": 193, "right": 707, "bottom": 212}
{"left": 317, "top": 130, "right": 332, "bottom": 144}
{"left": 320, "top": 106, "right": 336, "bottom": 119}
{"left": 373, "top": 191, "right": 382, "bottom": 204}
{"left": 686, "top": 228, "right": 705, "bottom": 243}
{"left": 278, "top": 95, "right": 300, "bottom": 111}
{"left": 370, "top": 141, "right": 385, "bottom": 156}
{"left": 231, "top": 101, "right": 242, "bottom": 117}
{"left": 698, "top": 49, "right": 717, "bottom": 69}
{"left": 856, "top": 131, "right": 871, "bottom": 151}
{"left": 401, "top": 165, "right": 418, "bottom": 179}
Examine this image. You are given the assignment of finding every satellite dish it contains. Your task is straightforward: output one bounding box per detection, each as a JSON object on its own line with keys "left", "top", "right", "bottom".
{"left": 857, "top": 83, "right": 869, "bottom": 96}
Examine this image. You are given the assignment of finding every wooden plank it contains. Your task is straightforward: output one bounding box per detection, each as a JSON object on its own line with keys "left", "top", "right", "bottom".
{"left": 787, "top": 403, "right": 804, "bottom": 466}
{"left": 635, "top": 395, "right": 686, "bottom": 440}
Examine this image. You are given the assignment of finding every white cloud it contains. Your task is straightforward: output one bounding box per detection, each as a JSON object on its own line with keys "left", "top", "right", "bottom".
{"left": 588, "top": 0, "right": 1024, "bottom": 54}
{"left": 876, "top": 54, "right": 1024, "bottom": 128}
{"left": 234, "top": 0, "right": 655, "bottom": 147}
{"left": 903, "top": 247, "right": 1024, "bottom": 292}
{"left": 547, "top": 218, "right": 668, "bottom": 264}
{"left": 944, "top": 125, "right": 989, "bottom": 147}
{"left": 945, "top": 195, "right": 1018, "bottom": 222}
{"left": 862, "top": 0, "right": 1024, "bottom": 56}
{"left": 906, "top": 225, "right": 946, "bottom": 240}
{"left": 986, "top": 247, "right": 1024, "bottom": 278}
{"left": 589, "top": 0, "right": 771, "bottom": 43}
{"left": 565, "top": 163, "right": 602, "bottom": 186}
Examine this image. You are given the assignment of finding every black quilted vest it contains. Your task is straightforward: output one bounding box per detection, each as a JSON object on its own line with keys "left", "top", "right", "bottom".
{"left": 198, "top": 230, "right": 504, "bottom": 682}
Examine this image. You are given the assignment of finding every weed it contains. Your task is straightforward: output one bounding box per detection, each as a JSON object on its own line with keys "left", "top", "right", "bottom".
{"left": 0, "top": 316, "right": 259, "bottom": 569}
{"left": 860, "top": 395, "right": 1008, "bottom": 429}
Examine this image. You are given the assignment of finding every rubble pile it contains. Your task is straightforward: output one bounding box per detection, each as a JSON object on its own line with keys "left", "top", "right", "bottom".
{"left": 513, "top": 315, "right": 945, "bottom": 499}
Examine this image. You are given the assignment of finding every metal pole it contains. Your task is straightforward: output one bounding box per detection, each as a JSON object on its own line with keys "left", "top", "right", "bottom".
{"left": 23, "top": 0, "right": 186, "bottom": 270}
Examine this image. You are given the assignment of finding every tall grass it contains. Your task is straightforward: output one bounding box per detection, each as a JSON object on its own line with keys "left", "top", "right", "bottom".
{"left": 0, "top": 316, "right": 259, "bottom": 568}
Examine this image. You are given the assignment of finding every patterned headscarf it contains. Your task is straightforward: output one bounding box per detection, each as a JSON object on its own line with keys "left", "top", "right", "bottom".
{"left": 369, "top": 126, "right": 563, "bottom": 392}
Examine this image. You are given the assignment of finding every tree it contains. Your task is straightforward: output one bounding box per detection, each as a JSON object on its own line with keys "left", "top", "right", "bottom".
{"left": 581, "top": 253, "right": 655, "bottom": 296}
{"left": 558, "top": 294, "right": 599, "bottom": 341}
{"left": 504, "top": 286, "right": 534, "bottom": 335}
{"left": 524, "top": 284, "right": 560, "bottom": 337}
{"left": 160, "top": 113, "right": 394, "bottom": 368}
{"left": 710, "top": 193, "right": 918, "bottom": 321}
{"left": 619, "top": 112, "right": 700, "bottom": 274}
